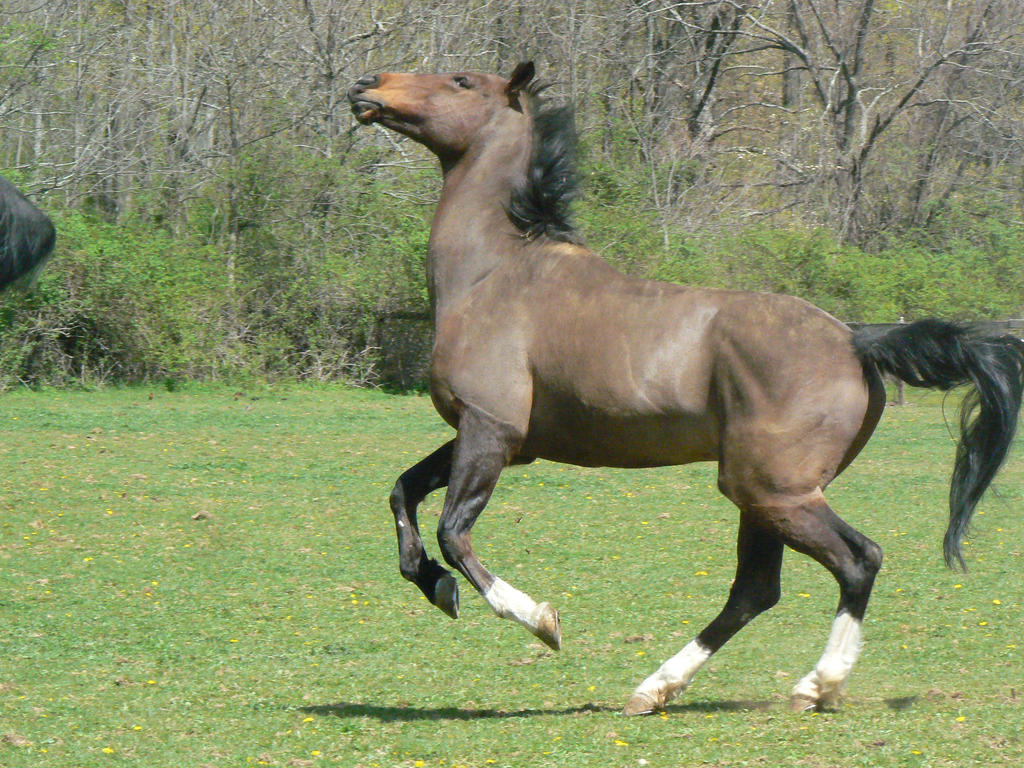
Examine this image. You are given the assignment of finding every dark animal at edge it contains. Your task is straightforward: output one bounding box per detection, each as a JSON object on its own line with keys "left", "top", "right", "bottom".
{"left": 0, "top": 175, "right": 56, "bottom": 289}
{"left": 347, "top": 62, "right": 1024, "bottom": 714}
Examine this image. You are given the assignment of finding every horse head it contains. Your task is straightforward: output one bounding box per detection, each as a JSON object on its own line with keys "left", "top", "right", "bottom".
{"left": 347, "top": 62, "right": 536, "bottom": 162}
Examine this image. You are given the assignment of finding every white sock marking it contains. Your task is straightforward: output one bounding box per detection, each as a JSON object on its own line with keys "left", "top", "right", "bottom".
{"left": 483, "top": 577, "right": 544, "bottom": 630}
{"left": 792, "top": 610, "right": 863, "bottom": 704}
{"left": 632, "top": 639, "right": 713, "bottom": 705}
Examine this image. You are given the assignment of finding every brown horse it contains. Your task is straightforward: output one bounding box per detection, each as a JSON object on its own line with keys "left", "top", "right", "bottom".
{"left": 348, "top": 62, "right": 1024, "bottom": 713}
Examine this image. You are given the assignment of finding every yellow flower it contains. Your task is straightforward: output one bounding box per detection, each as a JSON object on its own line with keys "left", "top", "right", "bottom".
{"left": 614, "top": 739, "right": 628, "bottom": 746}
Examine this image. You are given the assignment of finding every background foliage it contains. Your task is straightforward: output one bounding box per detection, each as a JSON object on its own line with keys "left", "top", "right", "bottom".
{"left": 1, "top": 1, "right": 1022, "bottom": 388}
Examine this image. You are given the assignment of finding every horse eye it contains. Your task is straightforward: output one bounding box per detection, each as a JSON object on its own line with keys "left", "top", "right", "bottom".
{"left": 454, "top": 76, "right": 471, "bottom": 89}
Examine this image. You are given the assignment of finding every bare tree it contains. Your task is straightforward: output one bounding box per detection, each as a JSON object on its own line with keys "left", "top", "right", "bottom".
{"left": 2, "top": 0, "right": 1023, "bottom": 258}
{"left": 710, "top": 0, "right": 1022, "bottom": 242}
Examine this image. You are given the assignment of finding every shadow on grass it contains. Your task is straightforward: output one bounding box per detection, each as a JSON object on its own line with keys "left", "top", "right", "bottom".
{"left": 300, "top": 701, "right": 615, "bottom": 722}
{"left": 301, "top": 699, "right": 778, "bottom": 722}
{"left": 665, "top": 699, "right": 776, "bottom": 713}
{"left": 884, "top": 696, "right": 918, "bottom": 711}
{"left": 668, "top": 697, "right": 916, "bottom": 715}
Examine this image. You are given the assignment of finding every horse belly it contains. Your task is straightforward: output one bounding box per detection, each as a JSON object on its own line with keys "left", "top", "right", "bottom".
{"left": 521, "top": 394, "right": 718, "bottom": 468}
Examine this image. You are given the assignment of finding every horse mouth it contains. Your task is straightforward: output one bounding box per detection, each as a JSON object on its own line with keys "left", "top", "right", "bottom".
{"left": 350, "top": 99, "right": 383, "bottom": 123}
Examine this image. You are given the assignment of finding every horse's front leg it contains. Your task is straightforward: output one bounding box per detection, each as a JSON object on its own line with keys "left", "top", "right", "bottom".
{"left": 436, "top": 406, "right": 562, "bottom": 650}
{"left": 390, "top": 441, "right": 460, "bottom": 617}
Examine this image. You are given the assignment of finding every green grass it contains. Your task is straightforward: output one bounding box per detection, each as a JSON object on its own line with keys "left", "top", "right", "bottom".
{"left": 0, "top": 384, "right": 1021, "bottom": 767}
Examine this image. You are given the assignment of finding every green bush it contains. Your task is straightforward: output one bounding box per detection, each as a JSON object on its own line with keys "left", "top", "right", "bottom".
{"left": 1, "top": 161, "right": 1018, "bottom": 391}
{"left": 651, "top": 223, "right": 1022, "bottom": 324}
{"left": 0, "top": 209, "right": 230, "bottom": 388}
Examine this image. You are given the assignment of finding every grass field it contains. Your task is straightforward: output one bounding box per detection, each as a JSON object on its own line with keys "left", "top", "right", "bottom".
{"left": 0, "top": 384, "right": 1020, "bottom": 767}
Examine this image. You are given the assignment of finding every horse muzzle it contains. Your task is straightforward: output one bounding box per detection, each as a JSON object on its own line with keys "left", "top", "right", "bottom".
{"left": 348, "top": 75, "right": 384, "bottom": 123}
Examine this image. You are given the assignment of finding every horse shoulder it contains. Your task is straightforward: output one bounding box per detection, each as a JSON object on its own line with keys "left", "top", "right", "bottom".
{"left": 430, "top": 292, "right": 534, "bottom": 437}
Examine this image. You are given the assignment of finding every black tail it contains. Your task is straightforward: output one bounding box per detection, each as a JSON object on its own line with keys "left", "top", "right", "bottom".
{"left": 853, "top": 319, "right": 1024, "bottom": 569}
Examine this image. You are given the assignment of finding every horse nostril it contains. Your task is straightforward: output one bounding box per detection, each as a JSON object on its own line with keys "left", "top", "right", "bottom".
{"left": 353, "top": 74, "right": 380, "bottom": 93}
{"left": 348, "top": 74, "right": 382, "bottom": 107}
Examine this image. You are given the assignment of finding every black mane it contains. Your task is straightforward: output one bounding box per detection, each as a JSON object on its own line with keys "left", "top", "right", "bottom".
{"left": 507, "top": 84, "right": 581, "bottom": 244}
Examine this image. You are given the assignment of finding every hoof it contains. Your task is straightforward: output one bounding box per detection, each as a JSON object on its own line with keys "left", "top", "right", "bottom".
{"left": 434, "top": 573, "right": 460, "bottom": 619}
{"left": 789, "top": 692, "right": 819, "bottom": 712}
{"left": 817, "top": 689, "right": 844, "bottom": 710}
{"left": 622, "top": 691, "right": 661, "bottom": 716}
{"left": 532, "top": 602, "right": 561, "bottom": 651}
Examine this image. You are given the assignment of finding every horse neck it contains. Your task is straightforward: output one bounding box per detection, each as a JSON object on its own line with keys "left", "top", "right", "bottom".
{"left": 428, "top": 110, "right": 530, "bottom": 317}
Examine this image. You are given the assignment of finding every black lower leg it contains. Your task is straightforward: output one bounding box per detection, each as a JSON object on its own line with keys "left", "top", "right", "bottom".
{"left": 435, "top": 416, "right": 511, "bottom": 593}
{"left": 785, "top": 502, "right": 883, "bottom": 622}
{"left": 622, "top": 515, "right": 785, "bottom": 716}
{"left": 833, "top": 519, "right": 883, "bottom": 621}
{"left": 434, "top": 403, "right": 529, "bottom": 593}
{"left": 390, "top": 441, "right": 455, "bottom": 604}
{"left": 777, "top": 500, "right": 883, "bottom": 709}
{"left": 696, "top": 516, "right": 784, "bottom": 653}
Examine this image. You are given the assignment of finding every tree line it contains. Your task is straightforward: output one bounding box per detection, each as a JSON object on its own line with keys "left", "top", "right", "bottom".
{"left": 1, "top": 0, "right": 1022, "bottom": 388}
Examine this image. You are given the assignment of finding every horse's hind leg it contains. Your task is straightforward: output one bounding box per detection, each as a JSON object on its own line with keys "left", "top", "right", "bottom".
{"left": 436, "top": 406, "right": 561, "bottom": 650}
{"left": 623, "top": 513, "right": 784, "bottom": 715}
{"left": 774, "top": 491, "right": 882, "bottom": 710}
{"left": 390, "top": 441, "right": 459, "bottom": 617}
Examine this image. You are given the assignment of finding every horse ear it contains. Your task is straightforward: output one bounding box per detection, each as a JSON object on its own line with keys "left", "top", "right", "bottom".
{"left": 506, "top": 61, "right": 535, "bottom": 110}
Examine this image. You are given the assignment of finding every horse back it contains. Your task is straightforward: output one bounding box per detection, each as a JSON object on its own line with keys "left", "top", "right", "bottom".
{"left": 430, "top": 246, "right": 875, "bottom": 471}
